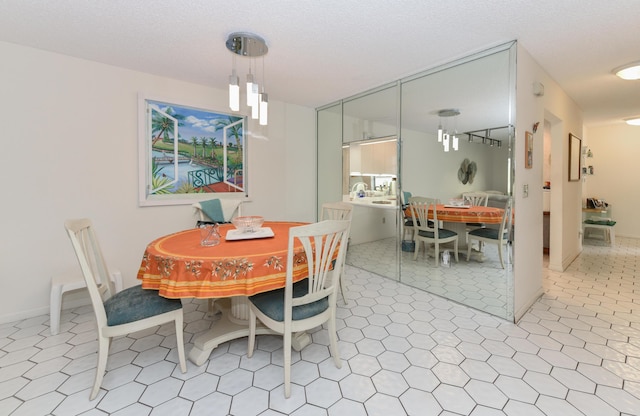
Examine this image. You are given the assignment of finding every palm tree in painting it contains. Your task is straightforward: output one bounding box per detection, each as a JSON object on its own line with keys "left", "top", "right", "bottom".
{"left": 210, "top": 138, "right": 218, "bottom": 158}
{"left": 200, "top": 137, "right": 209, "bottom": 158}
{"left": 191, "top": 136, "right": 199, "bottom": 157}
{"left": 151, "top": 106, "right": 186, "bottom": 146}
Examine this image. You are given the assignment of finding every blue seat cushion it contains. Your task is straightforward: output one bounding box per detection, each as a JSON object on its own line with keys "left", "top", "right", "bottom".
{"left": 417, "top": 228, "right": 457, "bottom": 239}
{"left": 469, "top": 228, "right": 499, "bottom": 239}
{"left": 104, "top": 285, "right": 182, "bottom": 326}
{"left": 249, "top": 279, "right": 329, "bottom": 322}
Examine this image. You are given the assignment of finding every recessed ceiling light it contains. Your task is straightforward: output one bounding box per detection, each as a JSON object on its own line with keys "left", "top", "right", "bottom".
{"left": 624, "top": 117, "right": 640, "bottom": 126}
{"left": 613, "top": 61, "right": 640, "bottom": 80}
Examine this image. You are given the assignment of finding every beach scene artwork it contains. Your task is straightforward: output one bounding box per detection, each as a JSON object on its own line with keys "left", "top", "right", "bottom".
{"left": 145, "top": 99, "right": 245, "bottom": 197}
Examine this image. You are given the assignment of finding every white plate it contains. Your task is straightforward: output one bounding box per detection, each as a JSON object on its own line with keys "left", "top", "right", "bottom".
{"left": 226, "top": 227, "right": 275, "bottom": 241}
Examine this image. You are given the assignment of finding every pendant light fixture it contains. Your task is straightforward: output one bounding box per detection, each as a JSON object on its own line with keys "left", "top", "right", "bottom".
{"left": 226, "top": 32, "right": 269, "bottom": 125}
{"left": 436, "top": 109, "right": 460, "bottom": 152}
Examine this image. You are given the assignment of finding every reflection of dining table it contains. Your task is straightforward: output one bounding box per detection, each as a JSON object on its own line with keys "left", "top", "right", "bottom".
{"left": 137, "top": 221, "right": 311, "bottom": 366}
{"left": 405, "top": 204, "right": 505, "bottom": 260}
{"left": 404, "top": 204, "right": 504, "bottom": 224}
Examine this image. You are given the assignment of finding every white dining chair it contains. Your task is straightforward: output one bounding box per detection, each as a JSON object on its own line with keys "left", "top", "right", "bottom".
{"left": 462, "top": 191, "right": 490, "bottom": 250}
{"left": 466, "top": 197, "right": 512, "bottom": 268}
{"left": 193, "top": 198, "right": 244, "bottom": 315}
{"left": 193, "top": 198, "right": 243, "bottom": 223}
{"left": 409, "top": 197, "right": 459, "bottom": 266}
{"left": 50, "top": 270, "right": 123, "bottom": 335}
{"left": 247, "top": 220, "right": 350, "bottom": 398}
{"left": 64, "top": 218, "right": 186, "bottom": 400}
{"left": 320, "top": 202, "right": 353, "bottom": 304}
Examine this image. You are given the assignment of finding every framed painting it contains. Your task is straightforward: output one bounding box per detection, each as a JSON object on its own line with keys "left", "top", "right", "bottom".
{"left": 569, "top": 133, "right": 581, "bottom": 181}
{"left": 138, "top": 94, "right": 247, "bottom": 206}
{"left": 525, "top": 131, "right": 533, "bottom": 169}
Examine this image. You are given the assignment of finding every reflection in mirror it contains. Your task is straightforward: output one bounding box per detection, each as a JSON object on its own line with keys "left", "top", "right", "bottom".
{"left": 319, "top": 42, "right": 516, "bottom": 320}
{"left": 399, "top": 44, "right": 515, "bottom": 320}
{"left": 341, "top": 86, "right": 399, "bottom": 282}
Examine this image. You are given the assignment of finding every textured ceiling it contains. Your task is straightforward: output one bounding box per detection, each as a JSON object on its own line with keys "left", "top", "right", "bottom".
{"left": 1, "top": 0, "right": 639, "bottom": 126}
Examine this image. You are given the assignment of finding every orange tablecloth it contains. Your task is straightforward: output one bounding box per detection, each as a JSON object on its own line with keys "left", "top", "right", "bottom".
{"left": 138, "top": 221, "right": 308, "bottom": 299}
{"left": 405, "top": 204, "right": 504, "bottom": 224}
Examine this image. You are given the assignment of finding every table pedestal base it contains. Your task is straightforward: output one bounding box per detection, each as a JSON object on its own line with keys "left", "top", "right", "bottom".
{"left": 189, "top": 297, "right": 312, "bottom": 366}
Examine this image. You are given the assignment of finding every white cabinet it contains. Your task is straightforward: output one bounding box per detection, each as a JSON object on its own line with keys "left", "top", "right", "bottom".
{"left": 349, "top": 140, "right": 397, "bottom": 176}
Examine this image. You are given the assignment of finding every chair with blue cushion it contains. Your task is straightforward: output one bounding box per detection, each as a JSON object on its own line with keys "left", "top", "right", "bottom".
{"left": 462, "top": 191, "right": 489, "bottom": 250}
{"left": 64, "top": 218, "right": 186, "bottom": 400}
{"left": 247, "top": 219, "right": 351, "bottom": 398}
{"left": 409, "top": 197, "right": 459, "bottom": 266}
{"left": 193, "top": 198, "right": 243, "bottom": 224}
{"left": 466, "top": 197, "right": 512, "bottom": 268}
{"left": 320, "top": 202, "right": 353, "bottom": 304}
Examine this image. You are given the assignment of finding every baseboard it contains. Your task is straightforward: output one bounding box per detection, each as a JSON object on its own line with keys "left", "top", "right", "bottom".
{"left": 0, "top": 297, "right": 92, "bottom": 325}
{"left": 514, "top": 289, "right": 544, "bottom": 323}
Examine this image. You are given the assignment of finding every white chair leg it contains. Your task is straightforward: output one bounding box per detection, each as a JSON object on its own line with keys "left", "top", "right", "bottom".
{"left": 328, "top": 311, "right": 342, "bottom": 369}
{"left": 453, "top": 239, "right": 459, "bottom": 263}
{"left": 434, "top": 243, "right": 440, "bottom": 267}
{"left": 247, "top": 309, "right": 256, "bottom": 358}
{"left": 49, "top": 284, "right": 63, "bottom": 336}
{"left": 498, "top": 243, "right": 505, "bottom": 269}
{"left": 175, "top": 313, "right": 187, "bottom": 373}
{"left": 283, "top": 332, "right": 292, "bottom": 399}
{"left": 339, "top": 275, "right": 347, "bottom": 305}
{"left": 91, "top": 336, "right": 110, "bottom": 400}
{"left": 466, "top": 242, "right": 472, "bottom": 262}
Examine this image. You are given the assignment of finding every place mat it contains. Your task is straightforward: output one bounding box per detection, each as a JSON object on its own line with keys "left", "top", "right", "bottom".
{"left": 226, "top": 227, "right": 275, "bottom": 241}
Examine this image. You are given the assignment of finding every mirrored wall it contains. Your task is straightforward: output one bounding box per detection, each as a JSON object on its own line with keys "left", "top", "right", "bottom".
{"left": 317, "top": 42, "right": 516, "bottom": 320}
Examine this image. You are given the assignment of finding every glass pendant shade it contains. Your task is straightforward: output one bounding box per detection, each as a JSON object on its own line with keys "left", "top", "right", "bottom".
{"left": 453, "top": 135, "right": 459, "bottom": 151}
{"left": 246, "top": 73, "right": 255, "bottom": 106}
{"left": 229, "top": 73, "right": 240, "bottom": 111}
{"left": 259, "top": 93, "right": 268, "bottom": 125}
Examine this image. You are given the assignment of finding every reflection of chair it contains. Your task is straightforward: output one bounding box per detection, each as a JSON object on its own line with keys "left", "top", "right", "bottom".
{"left": 193, "top": 198, "right": 243, "bottom": 224}
{"left": 401, "top": 191, "right": 414, "bottom": 241}
{"left": 320, "top": 202, "right": 353, "bottom": 304}
{"left": 462, "top": 192, "right": 489, "bottom": 207}
{"left": 409, "top": 197, "right": 458, "bottom": 266}
{"left": 50, "top": 271, "right": 123, "bottom": 335}
{"left": 64, "top": 219, "right": 186, "bottom": 400}
{"left": 247, "top": 220, "right": 350, "bottom": 398}
{"left": 462, "top": 191, "right": 489, "bottom": 249}
{"left": 466, "top": 197, "right": 512, "bottom": 268}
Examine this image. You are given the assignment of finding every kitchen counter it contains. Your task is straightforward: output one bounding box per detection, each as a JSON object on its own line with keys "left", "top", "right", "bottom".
{"left": 343, "top": 195, "right": 398, "bottom": 210}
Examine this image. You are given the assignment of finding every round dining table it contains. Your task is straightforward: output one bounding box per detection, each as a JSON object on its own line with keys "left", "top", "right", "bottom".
{"left": 137, "top": 221, "right": 311, "bottom": 366}
{"left": 404, "top": 204, "right": 506, "bottom": 261}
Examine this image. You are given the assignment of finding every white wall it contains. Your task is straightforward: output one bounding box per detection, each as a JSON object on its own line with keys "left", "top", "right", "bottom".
{"left": 0, "top": 41, "right": 316, "bottom": 323}
{"left": 402, "top": 129, "right": 506, "bottom": 201}
{"left": 584, "top": 123, "right": 640, "bottom": 238}
{"left": 513, "top": 44, "right": 584, "bottom": 320}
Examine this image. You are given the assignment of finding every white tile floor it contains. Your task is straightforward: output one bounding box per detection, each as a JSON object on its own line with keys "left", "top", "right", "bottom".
{"left": 347, "top": 237, "right": 513, "bottom": 319}
{"left": 1, "top": 237, "right": 639, "bottom": 415}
